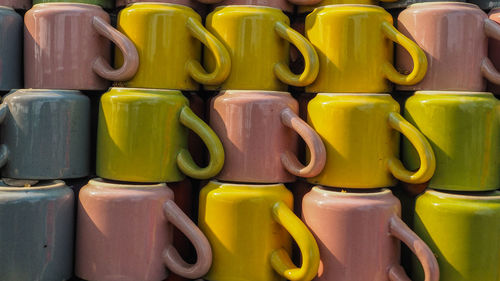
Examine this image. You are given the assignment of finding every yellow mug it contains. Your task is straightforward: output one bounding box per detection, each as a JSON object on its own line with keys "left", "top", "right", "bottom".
{"left": 198, "top": 181, "right": 319, "bottom": 281}
{"left": 298, "top": 0, "right": 397, "bottom": 14}
{"left": 305, "top": 5, "right": 427, "bottom": 93}
{"left": 116, "top": 3, "right": 230, "bottom": 90}
{"left": 204, "top": 6, "right": 319, "bottom": 91}
{"left": 307, "top": 94, "right": 435, "bottom": 188}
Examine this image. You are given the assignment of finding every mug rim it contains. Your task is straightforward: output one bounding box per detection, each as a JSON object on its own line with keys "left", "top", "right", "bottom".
{"left": 0, "top": 180, "right": 66, "bottom": 191}
{"left": 0, "top": 5, "right": 14, "bottom": 11}
{"left": 317, "top": 93, "right": 391, "bottom": 97}
{"left": 89, "top": 178, "right": 167, "bottom": 189}
{"left": 212, "top": 4, "right": 283, "bottom": 12}
{"left": 220, "top": 90, "right": 292, "bottom": 96}
{"left": 425, "top": 188, "right": 500, "bottom": 200}
{"left": 32, "top": 2, "right": 103, "bottom": 9}
{"left": 312, "top": 186, "right": 393, "bottom": 197}
{"left": 407, "top": 1, "right": 479, "bottom": 9}
{"left": 313, "top": 4, "right": 387, "bottom": 11}
{"left": 125, "top": 2, "right": 196, "bottom": 11}
{"left": 109, "top": 87, "right": 183, "bottom": 94}
{"left": 210, "top": 180, "right": 285, "bottom": 188}
{"left": 415, "top": 90, "right": 494, "bottom": 95}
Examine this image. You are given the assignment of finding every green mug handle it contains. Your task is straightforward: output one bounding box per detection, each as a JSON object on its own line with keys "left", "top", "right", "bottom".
{"left": 270, "top": 201, "right": 320, "bottom": 281}
{"left": 274, "top": 21, "right": 319, "bottom": 87}
{"left": 186, "top": 17, "right": 231, "bottom": 86}
{"left": 177, "top": 106, "right": 224, "bottom": 179}
{"left": 0, "top": 103, "right": 8, "bottom": 167}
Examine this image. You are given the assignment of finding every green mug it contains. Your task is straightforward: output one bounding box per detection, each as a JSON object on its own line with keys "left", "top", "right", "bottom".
{"left": 403, "top": 91, "right": 500, "bottom": 191}
{"left": 413, "top": 189, "right": 500, "bottom": 281}
{"left": 32, "top": 0, "right": 114, "bottom": 9}
{"left": 96, "top": 88, "right": 224, "bottom": 183}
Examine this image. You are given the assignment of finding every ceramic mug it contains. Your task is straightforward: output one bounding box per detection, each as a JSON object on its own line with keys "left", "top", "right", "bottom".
{"left": 0, "top": 7, "right": 22, "bottom": 91}
{"left": 302, "top": 187, "right": 439, "bottom": 281}
{"left": 115, "top": 0, "right": 206, "bottom": 14}
{"left": 116, "top": 3, "right": 229, "bottom": 90}
{"left": 488, "top": 9, "right": 500, "bottom": 94}
{"left": 381, "top": 0, "right": 465, "bottom": 10}
{"left": 199, "top": 181, "right": 319, "bottom": 281}
{"left": 0, "top": 89, "right": 90, "bottom": 179}
{"left": 307, "top": 93, "right": 435, "bottom": 188}
{"left": 396, "top": 2, "right": 500, "bottom": 91}
{"left": 204, "top": 6, "right": 319, "bottom": 91}
{"left": 32, "top": 0, "right": 114, "bottom": 9}
{"left": 210, "top": 90, "right": 326, "bottom": 183}
{"left": 0, "top": 180, "right": 74, "bottom": 281}
{"left": 298, "top": 0, "right": 397, "bottom": 13}
{"left": 76, "top": 178, "right": 212, "bottom": 281}
{"left": 402, "top": 91, "right": 500, "bottom": 191}
{"left": 24, "top": 3, "right": 139, "bottom": 90}
{"left": 198, "top": 0, "right": 322, "bottom": 13}
{"left": 413, "top": 189, "right": 500, "bottom": 281}
{"left": 305, "top": 5, "right": 426, "bottom": 93}
{"left": 0, "top": 0, "right": 31, "bottom": 9}
{"left": 96, "top": 88, "right": 224, "bottom": 183}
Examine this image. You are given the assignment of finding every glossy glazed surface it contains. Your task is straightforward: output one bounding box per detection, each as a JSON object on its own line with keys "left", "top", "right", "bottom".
{"left": 25, "top": 3, "right": 138, "bottom": 90}
{"left": 0, "top": 7, "right": 22, "bottom": 90}
{"left": 199, "top": 0, "right": 321, "bottom": 13}
{"left": 413, "top": 189, "right": 500, "bottom": 281}
{"left": 76, "top": 178, "right": 212, "bottom": 281}
{"left": 32, "top": 0, "right": 114, "bottom": 9}
{"left": 97, "top": 88, "right": 224, "bottom": 182}
{"left": 0, "top": 0, "right": 30, "bottom": 9}
{"left": 116, "top": 0, "right": 206, "bottom": 14}
{"left": 1, "top": 89, "right": 90, "bottom": 179}
{"left": 381, "top": 0, "right": 464, "bottom": 10}
{"left": 199, "top": 181, "right": 319, "bottom": 281}
{"left": 302, "top": 187, "right": 439, "bottom": 281}
{"left": 396, "top": 2, "right": 500, "bottom": 91}
{"left": 306, "top": 5, "right": 426, "bottom": 93}
{"left": 210, "top": 90, "right": 325, "bottom": 183}
{"left": 403, "top": 92, "right": 500, "bottom": 191}
{"left": 298, "top": 0, "right": 394, "bottom": 13}
{"left": 488, "top": 9, "right": 500, "bottom": 94}
{"left": 0, "top": 181, "right": 74, "bottom": 281}
{"left": 116, "top": 3, "right": 229, "bottom": 90}
{"left": 204, "top": 6, "right": 318, "bottom": 91}
{"left": 307, "top": 94, "right": 435, "bottom": 188}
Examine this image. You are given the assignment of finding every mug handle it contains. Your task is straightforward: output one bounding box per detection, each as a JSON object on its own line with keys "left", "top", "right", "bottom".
{"left": 280, "top": 108, "right": 326, "bottom": 178}
{"left": 0, "top": 103, "right": 9, "bottom": 167}
{"left": 162, "top": 200, "right": 212, "bottom": 279}
{"left": 481, "top": 19, "right": 500, "bottom": 84}
{"left": 270, "top": 201, "right": 320, "bottom": 281}
{"left": 388, "top": 216, "right": 440, "bottom": 281}
{"left": 186, "top": 18, "right": 231, "bottom": 86}
{"left": 177, "top": 106, "right": 225, "bottom": 179}
{"left": 381, "top": 21, "right": 428, "bottom": 86}
{"left": 387, "top": 112, "right": 436, "bottom": 184}
{"left": 274, "top": 21, "right": 319, "bottom": 87}
{"left": 91, "top": 16, "right": 139, "bottom": 81}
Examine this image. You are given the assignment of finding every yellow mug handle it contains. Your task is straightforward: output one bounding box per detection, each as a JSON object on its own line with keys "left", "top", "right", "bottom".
{"left": 381, "top": 21, "right": 428, "bottom": 86}
{"left": 177, "top": 106, "right": 225, "bottom": 179}
{"left": 270, "top": 201, "right": 320, "bottom": 281}
{"left": 274, "top": 21, "right": 319, "bottom": 87}
{"left": 186, "top": 17, "right": 231, "bottom": 86}
{"left": 387, "top": 112, "right": 435, "bottom": 184}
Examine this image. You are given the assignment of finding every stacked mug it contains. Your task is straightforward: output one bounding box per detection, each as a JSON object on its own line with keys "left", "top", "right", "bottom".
{"left": 392, "top": 2, "right": 500, "bottom": 281}
{"left": 294, "top": 2, "right": 443, "bottom": 281}
{"left": 197, "top": 2, "right": 328, "bottom": 281}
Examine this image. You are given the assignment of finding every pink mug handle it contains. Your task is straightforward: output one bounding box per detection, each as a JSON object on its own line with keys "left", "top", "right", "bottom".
{"left": 280, "top": 108, "right": 326, "bottom": 178}
{"left": 481, "top": 19, "right": 500, "bottom": 84}
{"left": 162, "top": 200, "right": 212, "bottom": 279}
{"left": 388, "top": 216, "right": 440, "bottom": 281}
{"left": 91, "top": 16, "right": 139, "bottom": 82}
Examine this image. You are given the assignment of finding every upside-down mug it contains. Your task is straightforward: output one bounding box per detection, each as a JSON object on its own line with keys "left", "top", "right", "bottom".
{"left": 413, "top": 189, "right": 500, "bottom": 281}
{"left": 198, "top": 0, "right": 322, "bottom": 13}
{"left": 1, "top": 89, "right": 90, "bottom": 179}
{"left": 488, "top": 9, "right": 500, "bottom": 94}
{"left": 305, "top": 5, "right": 427, "bottom": 93}
{"left": 1, "top": 0, "right": 31, "bottom": 9}
{"left": 396, "top": 2, "right": 500, "bottom": 91}
{"left": 298, "top": 0, "right": 397, "bottom": 13}
{"left": 307, "top": 93, "right": 435, "bottom": 188}
{"left": 403, "top": 91, "right": 500, "bottom": 191}
{"left": 24, "top": 3, "right": 139, "bottom": 90}
{"left": 199, "top": 181, "right": 320, "bottom": 281}
{"left": 0, "top": 7, "right": 22, "bottom": 91}
{"left": 115, "top": 0, "right": 206, "bottom": 14}
{"left": 96, "top": 88, "right": 224, "bottom": 182}
{"left": 204, "top": 6, "right": 319, "bottom": 91}
{"left": 302, "top": 187, "right": 439, "bottom": 281}
{"left": 116, "top": 3, "right": 229, "bottom": 90}
{"left": 76, "top": 178, "right": 212, "bottom": 281}
{"left": 32, "top": 0, "right": 113, "bottom": 9}
{"left": 210, "top": 90, "right": 326, "bottom": 183}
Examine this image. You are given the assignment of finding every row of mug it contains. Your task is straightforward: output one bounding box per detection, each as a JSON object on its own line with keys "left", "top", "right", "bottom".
{"left": 3, "top": 179, "right": 499, "bottom": 281}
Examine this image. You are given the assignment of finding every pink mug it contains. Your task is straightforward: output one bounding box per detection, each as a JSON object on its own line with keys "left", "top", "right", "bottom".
{"left": 75, "top": 178, "right": 212, "bottom": 281}
{"left": 302, "top": 187, "right": 440, "bottom": 281}
{"left": 0, "top": 0, "right": 30, "bottom": 9}
{"left": 197, "top": 0, "right": 323, "bottom": 13}
{"left": 396, "top": 2, "right": 500, "bottom": 91}
{"left": 24, "top": 3, "right": 139, "bottom": 90}
{"left": 115, "top": 0, "right": 207, "bottom": 15}
{"left": 488, "top": 9, "right": 500, "bottom": 94}
{"left": 210, "top": 90, "right": 326, "bottom": 183}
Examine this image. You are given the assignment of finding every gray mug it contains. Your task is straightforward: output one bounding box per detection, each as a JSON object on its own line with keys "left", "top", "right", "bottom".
{"left": 0, "top": 89, "right": 90, "bottom": 179}
{"left": 0, "top": 6, "right": 22, "bottom": 91}
{"left": 0, "top": 180, "right": 74, "bottom": 281}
